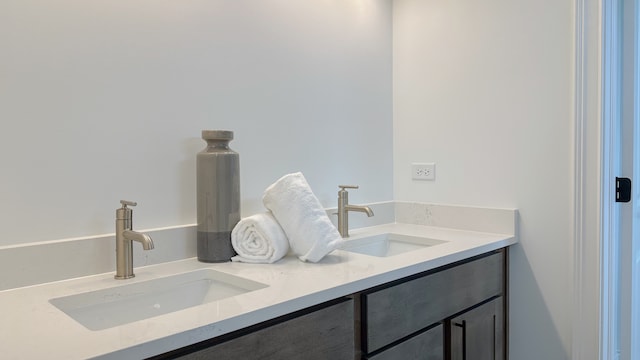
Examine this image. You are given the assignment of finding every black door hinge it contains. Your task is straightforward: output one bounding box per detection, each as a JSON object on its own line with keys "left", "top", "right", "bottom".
{"left": 616, "top": 177, "right": 632, "bottom": 203}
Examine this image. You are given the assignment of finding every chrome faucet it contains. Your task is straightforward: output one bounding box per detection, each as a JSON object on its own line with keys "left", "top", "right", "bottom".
{"left": 115, "top": 200, "right": 154, "bottom": 279}
{"left": 337, "top": 185, "right": 374, "bottom": 237}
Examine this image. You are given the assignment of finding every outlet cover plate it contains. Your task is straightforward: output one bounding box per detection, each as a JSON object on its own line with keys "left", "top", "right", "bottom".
{"left": 412, "top": 163, "right": 436, "bottom": 180}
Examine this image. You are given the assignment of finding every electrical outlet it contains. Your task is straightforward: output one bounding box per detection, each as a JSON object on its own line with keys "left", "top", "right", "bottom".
{"left": 412, "top": 163, "right": 436, "bottom": 180}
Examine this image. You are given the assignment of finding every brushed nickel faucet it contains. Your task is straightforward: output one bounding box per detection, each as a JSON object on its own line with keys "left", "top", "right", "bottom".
{"left": 337, "top": 185, "right": 374, "bottom": 237}
{"left": 115, "top": 200, "right": 154, "bottom": 279}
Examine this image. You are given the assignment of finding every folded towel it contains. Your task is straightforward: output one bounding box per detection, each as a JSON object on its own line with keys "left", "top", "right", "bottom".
{"left": 263, "top": 172, "right": 341, "bottom": 262}
{"left": 231, "top": 212, "right": 289, "bottom": 264}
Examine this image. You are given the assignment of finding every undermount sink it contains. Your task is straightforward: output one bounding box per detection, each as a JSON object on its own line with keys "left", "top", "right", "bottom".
{"left": 49, "top": 269, "right": 268, "bottom": 331}
{"left": 339, "top": 233, "right": 447, "bottom": 257}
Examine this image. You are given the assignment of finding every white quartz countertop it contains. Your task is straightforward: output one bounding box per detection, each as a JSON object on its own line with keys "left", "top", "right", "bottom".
{"left": 0, "top": 223, "right": 516, "bottom": 360}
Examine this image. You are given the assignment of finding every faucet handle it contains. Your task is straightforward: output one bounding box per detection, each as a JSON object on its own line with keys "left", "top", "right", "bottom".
{"left": 120, "top": 200, "right": 137, "bottom": 208}
{"left": 338, "top": 185, "right": 359, "bottom": 191}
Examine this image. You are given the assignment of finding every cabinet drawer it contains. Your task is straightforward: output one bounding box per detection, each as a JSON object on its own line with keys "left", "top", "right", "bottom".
{"left": 364, "top": 251, "right": 503, "bottom": 352}
{"left": 368, "top": 324, "right": 444, "bottom": 360}
{"left": 175, "top": 299, "right": 355, "bottom": 360}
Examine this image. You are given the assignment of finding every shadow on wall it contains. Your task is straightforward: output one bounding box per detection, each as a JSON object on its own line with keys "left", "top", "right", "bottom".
{"left": 178, "top": 137, "right": 203, "bottom": 222}
{"left": 508, "top": 243, "right": 570, "bottom": 360}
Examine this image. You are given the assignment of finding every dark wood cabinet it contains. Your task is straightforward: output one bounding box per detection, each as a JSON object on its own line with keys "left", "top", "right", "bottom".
{"left": 360, "top": 250, "right": 506, "bottom": 360}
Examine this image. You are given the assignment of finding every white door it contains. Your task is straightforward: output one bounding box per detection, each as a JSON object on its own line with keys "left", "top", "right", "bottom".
{"left": 617, "top": 0, "right": 639, "bottom": 359}
{"left": 573, "top": 1, "right": 639, "bottom": 358}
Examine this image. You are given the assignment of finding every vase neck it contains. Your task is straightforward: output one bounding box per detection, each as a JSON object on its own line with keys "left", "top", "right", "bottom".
{"left": 206, "top": 139, "right": 230, "bottom": 150}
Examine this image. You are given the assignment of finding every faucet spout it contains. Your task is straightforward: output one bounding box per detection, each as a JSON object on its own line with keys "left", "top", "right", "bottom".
{"left": 345, "top": 205, "right": 374, "bottom": 217}
{"left": 122, "top": 230, "right": 154, "bottom": 250}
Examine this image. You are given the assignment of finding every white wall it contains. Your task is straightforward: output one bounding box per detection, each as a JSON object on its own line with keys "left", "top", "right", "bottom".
{"left": 0, "top": 0, "right": 393, "bottom": 246}
{"left": 393, "top": 1, "right": 574, "bottom": 359}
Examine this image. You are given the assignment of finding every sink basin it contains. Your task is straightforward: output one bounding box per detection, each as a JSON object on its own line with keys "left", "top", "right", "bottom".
{"left": 49, "top": 269, "right": 268, "bottom": 331}
{"left": 339, "top": 233, "right": 447, "bottom": 257}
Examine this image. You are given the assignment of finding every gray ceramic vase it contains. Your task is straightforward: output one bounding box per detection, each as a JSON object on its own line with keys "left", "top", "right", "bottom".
{"left": 196, "top": 130, "right": 240, "bottom": 262}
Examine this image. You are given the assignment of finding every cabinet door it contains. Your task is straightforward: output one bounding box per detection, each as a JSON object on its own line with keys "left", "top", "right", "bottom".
{"left": 175, "top": 298, "right": 355, "bottom": 360}
{"left": 450, "top": 297, "right": 504, "bottom": 360}
{"left": 368, "top": 324, "right": 444, "bottom": 360}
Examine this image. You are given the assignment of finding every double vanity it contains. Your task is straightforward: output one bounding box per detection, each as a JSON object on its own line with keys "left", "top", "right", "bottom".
{"left": 0, "top": 202, "right": 517, "bottom": 359}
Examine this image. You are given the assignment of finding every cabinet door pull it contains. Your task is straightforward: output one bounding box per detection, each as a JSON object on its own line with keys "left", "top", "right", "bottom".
{"left": 493, "top": 314, "right": 497, "bottom": 360}
{"left": 453, "top": 320, "right": 467, "bottom": 360}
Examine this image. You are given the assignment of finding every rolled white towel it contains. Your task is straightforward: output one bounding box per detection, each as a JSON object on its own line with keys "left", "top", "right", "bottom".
{"left": 231, "top": 212, "right": 289, "bottom": 264}
{"left": 263, "top": 172, "right": 341, "bottom": 262}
